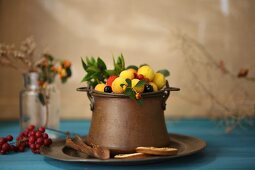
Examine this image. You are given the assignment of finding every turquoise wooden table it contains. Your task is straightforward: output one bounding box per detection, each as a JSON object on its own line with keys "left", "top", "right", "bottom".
{"left": 0, "top": 119, "right": 255, "bottom": 169}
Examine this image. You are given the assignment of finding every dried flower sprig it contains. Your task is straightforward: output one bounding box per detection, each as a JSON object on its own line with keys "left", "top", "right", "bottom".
{"left": 0, "top": 37, "right": 37, "bottom": 73}
{"left": 0, "top": 37, "right": 72, "bottom": 85}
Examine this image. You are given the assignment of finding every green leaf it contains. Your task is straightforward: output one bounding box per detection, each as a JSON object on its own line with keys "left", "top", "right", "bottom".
{"left": 125, "top": 88, "right": 132, "bottom": 95}
{"left": 139, "top": 64, "right": 148, "bottom": 67}
{"left": 113, "top": 56, "right": 116, "bottom": 66}
{"left": 91, "top": 57, "right": 96, "bottom": 65}
{"left": 117, "top": 56, "right": 121, "bottom": 65}
{"left": 98, "top": 73, "right": 105, "bottom": 82}
{"left": 125, "top": 79, "right": 132, "bottom": 87}
{"left": 135, "top": 80, "right": 145, "bottom": 88}
{"left": 105, "top": 70, "right": 116, "bottom": 76}
{"left": 87, "top": 66, "right": 100, "bottom": 73}
{"left": 81, "top": 74, "right": 90, "bottom": 82}
{"left": 89, "top": 81, "right": 98, "bottom": 88}
{"left": 97, "top": 57, "right": 107, "bottom": 70}
{"left": 120, "top": 53, "right": 125, "bottom": 68}
{"left": 113, "top": 54, "right": 125, "bottom": 75}
{"left": 157, "top": 69, "right": 170, "bottom": 77}
{"left": 38, "top": 93, "right": 45, "bottom": 105}
{"left": 81, "top": 56, "right": 110, "bottom": 85}
{"left": 120, "top": 83, "right": 126, "bottom": 88}
{"left": 126, "top": 65, "right": 138, "bottom": 70}
{"left": 124, "top": 88, "right": 136, "bottom": 100}
{"left": 81, "top": 58, "right": 87, "bottom": 70}
{"left": 86, "top": 57, "right": 92, "bottom": 66}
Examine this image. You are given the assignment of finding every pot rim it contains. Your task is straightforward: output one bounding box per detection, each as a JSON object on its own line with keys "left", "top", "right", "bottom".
{"left": 77, "top": 86, "right": 180, "bottom": 98}
{"left": 77, "top": 81, "right": 180, "bottom": 110}
{"left": 92, "top": 89, "right": 164, "bottom": 98}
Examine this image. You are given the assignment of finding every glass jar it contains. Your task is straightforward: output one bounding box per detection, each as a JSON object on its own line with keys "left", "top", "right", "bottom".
{"left": 19, "top": 72, "right": 60, "bottom": 137}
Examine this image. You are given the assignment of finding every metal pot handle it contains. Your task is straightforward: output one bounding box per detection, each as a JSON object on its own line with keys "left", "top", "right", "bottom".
{"left": 161, "top": 81, "right": 180, "bottom": 110}
{"left": 77, "top": 87, "right": 95, "bottom": 111}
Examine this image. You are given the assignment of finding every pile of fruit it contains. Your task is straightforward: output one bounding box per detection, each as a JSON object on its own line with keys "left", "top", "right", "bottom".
{"left": 81, "top": 54, "right": 169, "bottom": 101}
{"left": 0, "top": 125, "right": 52, "bottom": 155}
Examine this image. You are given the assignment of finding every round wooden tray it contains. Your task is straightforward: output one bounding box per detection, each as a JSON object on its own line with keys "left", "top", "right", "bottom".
{"left": 40, "top": 133, "right": 206, "bottom": 165}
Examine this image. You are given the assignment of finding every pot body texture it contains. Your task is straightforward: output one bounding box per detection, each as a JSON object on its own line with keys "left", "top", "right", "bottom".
{"left": 87, "top": 92, "right": 170, "bottom": 154}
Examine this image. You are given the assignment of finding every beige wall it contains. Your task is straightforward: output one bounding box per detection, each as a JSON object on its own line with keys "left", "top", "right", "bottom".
{"left": 0, "top": 0, "right": 254, "bottom": 120}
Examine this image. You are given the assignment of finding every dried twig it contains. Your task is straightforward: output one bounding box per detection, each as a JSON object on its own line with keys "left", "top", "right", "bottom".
{"left": 172, "top": 31, "right": 255, "bottom": 132}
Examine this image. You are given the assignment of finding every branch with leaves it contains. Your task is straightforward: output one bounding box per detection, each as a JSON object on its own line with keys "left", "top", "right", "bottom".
{"left": 0, "top": 37, "right": 72, "bottom": 127}
{"left": 81, "top": 54, "right": 125, "bottom": 87}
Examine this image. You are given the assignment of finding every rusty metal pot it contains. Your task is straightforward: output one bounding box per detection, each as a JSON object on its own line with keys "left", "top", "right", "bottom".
{"left": 77, "top": 81, "right": 180, "bottom": 154}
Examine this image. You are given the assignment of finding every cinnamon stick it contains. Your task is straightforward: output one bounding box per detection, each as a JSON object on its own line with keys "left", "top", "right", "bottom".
{"left": 74, "top": 135, "right": 110, "bottom": 160}
{"left": 65, "top": 135, "right": 110, "bottom": 160}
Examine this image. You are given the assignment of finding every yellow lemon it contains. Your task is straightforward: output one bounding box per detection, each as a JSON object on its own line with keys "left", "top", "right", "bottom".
{"left": 112, "top": 77, "right": 127, "bottom": 94}
{"left": 153, "top": 73, "right": 166, "bottom": 90}
{"left": 128, "top": 68, "right": 137, "bottom": 75}
{"left": 95, "top": 83, "right": 106, "bottom": 92}
{"left": 137, "top": 65, "right": 155, "bottom": 81}
{"left": 131, "top": 79, "right": 144, "bottom": 93}
{"left": 149, "top": 82, "right": 158, "bottom": 92}
{"left": 119, "top": 70, "right": 135, "bottom": 80}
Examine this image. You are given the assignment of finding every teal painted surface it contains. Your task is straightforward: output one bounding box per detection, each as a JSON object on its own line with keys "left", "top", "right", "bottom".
{"left": 0, "top": 119, "right": 255, "bottom": 170}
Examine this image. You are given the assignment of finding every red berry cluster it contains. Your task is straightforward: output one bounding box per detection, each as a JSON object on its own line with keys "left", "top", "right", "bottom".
{"left": 0, "top": 125, "right": 52, "bottom": 155}
{"left": 0, "top": 135, "right": 17, "bottom": 154}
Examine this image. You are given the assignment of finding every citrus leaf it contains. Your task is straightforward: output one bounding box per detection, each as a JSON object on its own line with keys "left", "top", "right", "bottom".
{"left": 125, "top": 78, "right": 132, "bottom": 87}
{"left": 157, "top": 69, "right": 170, "bottom": 77}
{"left": 139, "top": 64, "right": 148, "bottom": 67}
{"left": 120, "top": 83, "right": 126, "bottom": 88}
{"left": 114, "top": 54, "right": 125, "bottom": 74}
{"left": 90, "top": 81, "right": 98, "bottom": 87}
{"left": 97, "top": 57, "right": 107, "bottom": 70}
{"left": 91, "top": 57, "right": 96, "bottom": 65}
{"left": 81, "top": 74, "right": 91, "bottom": 82}
{"left": 124, "top": 88, "right": 136, "bottom": 100}
{"left": 124, "top": 88, "right": 132, "bottom": 95}
{"left": 126, "top": 65, "right": 138, "bottom": 71}
{"left": 113, "top": 56, "right": 116, "bottom": 66}
{"left": 87, "top": 66, "right": 100, "bottom": 72}
{"left": 86, "top": 57, "right": 92, "bottom": 66}
{"left": 81, "top": 58, "right": 87, "bottom": 70}
{"left": 105, "top": 70, "right": 116, "bottom": 76}
{"left": 135, "top": 80, "right": 145, "bottom": 88}
{"left": 120, "top": 53, "right": 125, "bottom": 69}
